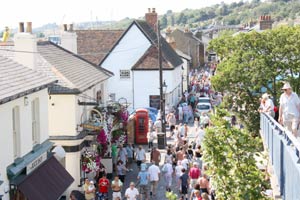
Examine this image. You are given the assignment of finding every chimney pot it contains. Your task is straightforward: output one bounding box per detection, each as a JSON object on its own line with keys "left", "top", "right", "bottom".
{"left": 63, "top": 24, "right": 68, "bottom": 31}
{"left": 145, "top": 8, "right": 158, "bottom": 31}
{"left": 148, "top": 8, "right": 151, "bottom": 13}
{"left": 26, "top": 22, "right": 32, "bottom": 33}
{"left": 19, "top": 22, "right": 24, "bottom": 33}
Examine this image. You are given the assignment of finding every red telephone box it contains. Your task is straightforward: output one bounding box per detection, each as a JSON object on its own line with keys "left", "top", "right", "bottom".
{"left": 135, "top": 109, "right": 149, "bottom": 144}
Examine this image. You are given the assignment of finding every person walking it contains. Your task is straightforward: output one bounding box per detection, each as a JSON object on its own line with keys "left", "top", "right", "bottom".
{"left": 179, "top": 168, "right": 190, "bottom": 200}
{"left": 260, "top": 93, "right": 275, "bottom": 118}
{"left": 148, "top": 160, "right": 160, "bottom": 197}
{"left": 167, "top": 111, "right": 177, "bottom": 135}
{"left": 111, "top": 176, "right": 123, "bottom": 200}
{"left": 189, "top": 162, "right": 201, "bottom": 188}
{"left": 279, "top": 82, "right": 300, "bottom": 137}
{"left": 83, "top": 179, "right": 96, "bottom": 200}
{"left": 118, "top": 145, "right": 128, "bottom": 166}
{"left": 154, "top": 118, "right": 162, "bottom": 133}
{"left": 97, "top": 174, "right": 110, "bottom": 200}
{"left": 162, "top": 160, "right": 174, "bottom": 191}
{"left": 126, "top": 144, "right": 134, "bottom": 170}
{"left": 147, "top": 122, "right": 155, "bottom": 151}
{"left": 199, "top": 174, "right": 210, "bottom": 195}
{"left": 125, "top": 182, "right": 139, "bottom": 200}
{"left": 150, "top": 147, "right": 161, "bottom": 166}
{"left": 116, "top": 160, "right": 128, "bottom": 183}
{"left": 137, "top": 163, "right": 150, "bottom": 200}
{"left": 135, "top": 145, "right": 146, "bottom": 169}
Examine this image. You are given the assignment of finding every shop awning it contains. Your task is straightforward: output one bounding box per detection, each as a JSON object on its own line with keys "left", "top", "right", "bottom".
{"left": 18, "top": 156, "right": 74, "bottom": 200}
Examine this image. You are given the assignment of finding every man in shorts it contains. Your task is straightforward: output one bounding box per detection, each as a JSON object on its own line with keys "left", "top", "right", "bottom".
{"left": 137, "top": 163, "right": 150, "bottom": 200}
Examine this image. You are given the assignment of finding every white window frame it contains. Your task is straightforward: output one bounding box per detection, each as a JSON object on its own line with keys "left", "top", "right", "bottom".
{"left": 32, "top": 98, "right": 40, "bottom": 145}
{"left": 12, "top": 106, "right": 21, "bottom": 158}
{"left": 119, "top": 70, "right": 130, "bottom": 79}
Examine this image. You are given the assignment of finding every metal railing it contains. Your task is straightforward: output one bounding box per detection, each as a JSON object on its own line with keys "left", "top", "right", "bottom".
{"left": 260, "top": 113, "right": 300, "bottom": 200}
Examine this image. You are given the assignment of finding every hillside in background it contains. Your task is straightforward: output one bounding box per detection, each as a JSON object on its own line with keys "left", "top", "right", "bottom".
{"left": 29, "top": 0, "right": 300, "bottom": 35}
{"left": 82, "top": 0, "right": 300, "bottom": 30}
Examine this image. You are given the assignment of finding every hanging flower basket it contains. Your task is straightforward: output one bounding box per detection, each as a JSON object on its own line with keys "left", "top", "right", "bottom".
{"left": 82, "top": 151, "right": 100, "bottom": 173}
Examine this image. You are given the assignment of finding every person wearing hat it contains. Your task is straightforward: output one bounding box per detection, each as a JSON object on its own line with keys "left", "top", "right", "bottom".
{"left": 279, "top": 82, "right": 300, "bottom": 137}
{"left": 260, "top": 93, "right": 275, "bottom": 118}
{"left": 137, "top": 163, "right": 150, "bottom": 200}
{"left": 83, "top": 178, "right": 96, "bottom": 200}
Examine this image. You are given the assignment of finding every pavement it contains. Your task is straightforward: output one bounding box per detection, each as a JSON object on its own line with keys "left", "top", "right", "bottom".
{"left": 106, "top": 124, "right": 199, "bottom": 200}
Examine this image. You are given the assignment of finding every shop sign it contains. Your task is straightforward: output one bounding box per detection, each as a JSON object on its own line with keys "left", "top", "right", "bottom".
{"left": 26, "top": 152, "right": 47, "bottom": 175}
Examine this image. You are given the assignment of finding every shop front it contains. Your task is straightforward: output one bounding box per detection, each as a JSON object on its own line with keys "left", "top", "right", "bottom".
{"left": 7, "top": 141, "right": 74, "bottom": 200}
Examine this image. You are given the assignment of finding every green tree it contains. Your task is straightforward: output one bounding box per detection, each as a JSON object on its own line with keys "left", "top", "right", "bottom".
{"left": 202, "top": 109, "right": 269, "bottom": 200}
{"left": 208, "top": 26, "right": 300, "bottom": 134}
{"left": 161, "top": 14, "right": 168, "bottom": 29}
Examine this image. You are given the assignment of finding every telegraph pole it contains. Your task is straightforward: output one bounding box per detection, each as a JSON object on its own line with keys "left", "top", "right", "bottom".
{"left": 157, "top": 20, "right": 166, "bottom": 147}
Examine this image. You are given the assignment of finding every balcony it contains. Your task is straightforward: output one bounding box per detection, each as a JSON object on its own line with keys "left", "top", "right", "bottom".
{"left": 260, "top": 113, "right": 300, "bottom": 200}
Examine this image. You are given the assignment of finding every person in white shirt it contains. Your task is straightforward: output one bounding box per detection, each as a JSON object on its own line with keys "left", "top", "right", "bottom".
{"left": 279, "top": 82, "right": 300, "bottom": 137}
{"left": 181, "top": 155, "right": 189, "bottom": 170}
{"left": 154, "top": 118, "right": 162, "bottom": 133}
{"left": 148, "top": 160, "right": 160, "bottom": 197}
{"left": 195, "top": 126, "right": 205, "bottom": 147}
{"left": 175, "top": 161, "right": 184, "bottom": 189}
{"left": 135, "top": 145, "right": 146, "bottom": 169}
{"left": 125, "top": 182, "right": 139, "bottom": 200}
{"left": 162, "top": 160, "right": 174, "bottom": 191}
{"left": 261, "top": 93, "right": 275, "bottom": 118}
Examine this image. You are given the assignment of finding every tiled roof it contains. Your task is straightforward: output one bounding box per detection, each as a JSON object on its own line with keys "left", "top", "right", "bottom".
{"left": 0, "top": 55, "right": 55, "bottom": 104}
{"left": 75, "top": 30, "right": 124, "bottom": 65}
{"left": 37, "top": 41, "right": 112, "bottom": 94}
{"left": 99, "top": 20, "right": 183, "bottom": 70}
{"left": 133, "top": 20, "right": 182, "bottom": 70}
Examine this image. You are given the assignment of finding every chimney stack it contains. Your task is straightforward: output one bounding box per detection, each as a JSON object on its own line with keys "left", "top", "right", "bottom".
{"left": 259, "top": 15, "right": 273, "bottom": 30}
{"left": 145, "top": 8, "right": 158, "bottom": 31}
{"left": 19, "top": 22, "right": 24, "bottom": 33}
{"left": 63, "top": 24, "right": 68, "bottom": 31}
{"left": 14, "top": 22, "right": 37, "bottom": 70}
{"left": 26, "top": 22, "right": 32, "bottom": 33}
{"left": 61, "top": 23, "right": 78, "bottom": 54}
{"left": 68, "top": 24, "right": 74, "bottom": 32}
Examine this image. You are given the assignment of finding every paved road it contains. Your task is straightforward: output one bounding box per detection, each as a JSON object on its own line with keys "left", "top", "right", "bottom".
{"left": 106, "top": 125, "right": 200, "bottom": 200}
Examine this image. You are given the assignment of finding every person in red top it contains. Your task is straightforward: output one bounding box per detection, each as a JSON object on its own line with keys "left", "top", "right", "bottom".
{"left": 97, "top": 174, "right": 110, "bottom": 200}
{"left": 189, "top": 162, "right": 201, "bottom": 188}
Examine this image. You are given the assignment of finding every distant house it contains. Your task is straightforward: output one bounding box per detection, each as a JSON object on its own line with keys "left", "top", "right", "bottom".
{"left": 99, "top": 8, "right": 183, "bottom": 111}
{"left": 168, "top": 28, "right": 205, "bottom": 68}
{"left": 0, "top": 51, "right": 74, "bottom": 199}
{"left": 0, "top": 22, "right": 113, "bottom": 198}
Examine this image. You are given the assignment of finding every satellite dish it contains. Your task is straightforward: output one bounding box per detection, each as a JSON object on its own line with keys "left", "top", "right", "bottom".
{"left": 52, "top": 145, "right": 66, "bottom": 161}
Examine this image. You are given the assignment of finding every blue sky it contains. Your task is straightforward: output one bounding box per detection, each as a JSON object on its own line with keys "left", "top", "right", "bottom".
{"left": 1, "top": 0, "right": 241, "bottom": 29}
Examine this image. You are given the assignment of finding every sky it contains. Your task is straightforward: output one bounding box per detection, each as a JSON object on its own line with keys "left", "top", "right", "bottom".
{"left": 1, "top": 0, "right": 241, "bottom": 29}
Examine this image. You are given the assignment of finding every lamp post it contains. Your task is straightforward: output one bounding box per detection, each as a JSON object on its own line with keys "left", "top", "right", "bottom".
{"left": 162, "top": 80, "right": 168, "bottom": 134}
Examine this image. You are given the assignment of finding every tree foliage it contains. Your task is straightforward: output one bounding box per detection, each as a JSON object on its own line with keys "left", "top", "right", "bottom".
{"left": 202, "top": 109, "right": 270, "bottom": 200}
{"left": 208, "top": 26, "right": 300, "bottom": 134}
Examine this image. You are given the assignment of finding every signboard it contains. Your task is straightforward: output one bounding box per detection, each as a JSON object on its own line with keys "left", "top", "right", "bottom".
{"left": 26, "top": 152, "right": 47, "bottom": 175}
{"left": 149, "top": 95, "right": 160, "bottom": 109}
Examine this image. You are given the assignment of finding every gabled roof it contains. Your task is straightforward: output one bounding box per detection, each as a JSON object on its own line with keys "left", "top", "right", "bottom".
{"left": 100, "top": 20, "right": 183, "bottom": 70}
{"left": 0, "top": 55, "right": 56, "bottom": 104}
{"left": 172, "top": 29, "right": 202, "bottom": 43}
{"left": 37, "top": 41, "right": 112, "bottom": 94}
{"left": 75, "top": 30, "right": 124, "bottom": 65}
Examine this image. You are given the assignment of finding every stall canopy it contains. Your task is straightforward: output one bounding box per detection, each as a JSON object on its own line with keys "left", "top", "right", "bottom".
{"left": 18, "top": 156, "right": 74, "bottom": 200}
